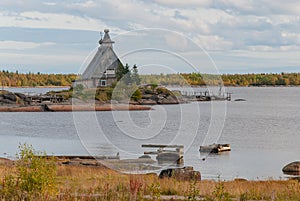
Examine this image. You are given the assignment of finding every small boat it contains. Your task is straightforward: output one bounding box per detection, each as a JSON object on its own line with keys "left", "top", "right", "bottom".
{"left": 199, "top": 143, "right": 231, "bottom": 153}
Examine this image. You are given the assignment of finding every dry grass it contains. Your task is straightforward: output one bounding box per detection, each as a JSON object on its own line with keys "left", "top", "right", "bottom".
{"left": 1, "top": 163, "right": 300, "bottom": 200}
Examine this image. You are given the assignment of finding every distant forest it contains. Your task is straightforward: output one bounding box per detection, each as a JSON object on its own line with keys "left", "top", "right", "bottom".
{"left": 0, "top": 70, "right": 77, "bottom": 87}
{"left": 141, "top": 72, "right": 300, "bottom": 86}
{"left": 0, "top": 70, "right": 299, "bottom": 87}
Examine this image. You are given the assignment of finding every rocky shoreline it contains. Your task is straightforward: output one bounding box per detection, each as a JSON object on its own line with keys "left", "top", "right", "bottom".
{"left": 0, "top": 85, "right": 185, "bottom": 112}
{"left": 0, "top": 104, "right": 151, "bottom": 112}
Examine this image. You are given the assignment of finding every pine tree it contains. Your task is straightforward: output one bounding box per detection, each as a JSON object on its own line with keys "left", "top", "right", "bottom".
{"left": 131, "top": 64, "right": 141, "bottom": 85}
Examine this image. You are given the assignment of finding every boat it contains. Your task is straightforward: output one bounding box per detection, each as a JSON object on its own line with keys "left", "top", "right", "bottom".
{"left": 199, "top": 143, "right": 231, "bottom": 153}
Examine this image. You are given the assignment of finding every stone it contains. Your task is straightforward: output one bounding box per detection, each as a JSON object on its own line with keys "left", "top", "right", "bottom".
{"left": 234, "top": 178, "right": 247, "bottom": 182}
{"left": 3, "top": 93, "right": 17, "bottom": 102}
{"left": 15, "top": 92, "right": 27, "bottom": 100}
{"left": 157, "top": 95, "right": 179, "bottom": 104}
{"left": 234, "top": 98, "right": 246, "bottom": 101}
{"left": 139, "top": 154, "right": 151, "bottom": 159}
{"left": 282, "top": 161, "right": 300, "bottom": 174}
{"left": 0, "top": 98, "right": 16, "bottom": 104}
{"left": 159, "top": 166, "right": 201, "bottom": 181}
{"left": 138, "top": 99, "right": 157, "bottom": 105}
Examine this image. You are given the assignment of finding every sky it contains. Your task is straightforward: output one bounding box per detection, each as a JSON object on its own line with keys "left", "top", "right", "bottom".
{"left": 0, "top": 0, "right": 300, "bottom": 74}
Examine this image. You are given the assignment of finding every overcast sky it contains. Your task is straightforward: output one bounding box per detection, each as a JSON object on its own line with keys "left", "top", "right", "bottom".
{"left": 0, "top": 0, "right": 300, "bottom": 74}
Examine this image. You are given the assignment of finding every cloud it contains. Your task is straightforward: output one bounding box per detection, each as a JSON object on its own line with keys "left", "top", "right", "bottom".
{"left": 0, "top": 11, "right": 115, "bottom": 31}
{"left": 151, "top": 0, "right": 212, "bottom": 8}
{"left": 0, "top": 0, "right": 300, "bottom": 73}
{"left": 193, "top": 35, "right": 233, "bottom": 51}
{"left": 0, "top": 40, "right": 55, "bottom": 50}
{"left": 43, "top": 2, "right": 57, "bottom": 6}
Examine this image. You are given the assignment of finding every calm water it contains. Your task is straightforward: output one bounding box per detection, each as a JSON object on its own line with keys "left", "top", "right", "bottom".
{"left": 0, "top": 87, "right": 299, "bottom": 180}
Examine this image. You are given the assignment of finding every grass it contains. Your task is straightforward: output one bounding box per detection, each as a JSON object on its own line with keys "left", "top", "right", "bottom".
{"left": 1, "top": 163, "right": 300, "bottom": 200}
{"left": 0, "top": 145, "right": 299, "bottom": 201}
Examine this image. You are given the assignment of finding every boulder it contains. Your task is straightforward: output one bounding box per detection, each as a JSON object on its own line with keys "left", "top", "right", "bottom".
{"left": 234, "top": 98, "right": 246, "bottom": 101}
{"left": 15, "top": 92, "right": 27, "bottom": 100}
{"left": 15, "top": 92, "right": 31, "bottom": 103}
{"left": 0, "top": 98, "right": 16, "bottom": 104}
{"left": 138, "top": 99, "right": 157, "bottom": 105}
{"left": 3, "top": 93, "right": 17, "bottom": 102}
{"left": 282, "top": 161, "right": 300, "bottom": 174}
{"left": 142, "top": 94, "right": 154, "bottom": 99}
{"left": 139, "top": 154, "right": 151, "bottom": 159}
{"left": 159, "top": 166, "right": 201, "bottom": 181}
{"left": 157, "top": 95, "right": 179, "bottom": 104}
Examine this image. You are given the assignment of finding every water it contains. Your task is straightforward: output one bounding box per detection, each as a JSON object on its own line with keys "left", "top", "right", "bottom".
{"left": 2, "top": 87, "right": 70, "bottom": 95}
{"left": 0, "top": 87, "right": 299, "bottom": 180}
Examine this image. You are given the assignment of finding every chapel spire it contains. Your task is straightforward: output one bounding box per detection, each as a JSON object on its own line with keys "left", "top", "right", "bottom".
{"left": 99, "top": 29, "right": 115, "bottom": 47}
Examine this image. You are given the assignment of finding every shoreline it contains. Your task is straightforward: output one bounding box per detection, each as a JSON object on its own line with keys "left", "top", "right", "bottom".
{"left": 0, "top": 156, "right": 296, "bottom": 181}
{"left": 0, "top": 104, "right": 152, "bottom": 112}
{"left": 2, "top": 86, "right": 70, "bottom": 89}
{"left": 2, "top": 85, "right": 300, "bottom": 89}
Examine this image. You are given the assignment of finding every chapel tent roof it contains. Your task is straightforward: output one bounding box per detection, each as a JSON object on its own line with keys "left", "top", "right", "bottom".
{"left": 81, "top": 29, "right": 122, "bottom": 79}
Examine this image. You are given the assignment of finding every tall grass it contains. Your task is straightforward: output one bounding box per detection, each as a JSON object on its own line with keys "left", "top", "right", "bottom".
{"left": 0, "top": 147, "right": 300, "bottom": 200}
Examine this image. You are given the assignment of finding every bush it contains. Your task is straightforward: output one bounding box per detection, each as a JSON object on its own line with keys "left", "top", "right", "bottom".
{"left": 0, "top": 144, "right": 57, "bottom": 200}
{"left": 131, "top": 89, "right": 142, "bottom": 101}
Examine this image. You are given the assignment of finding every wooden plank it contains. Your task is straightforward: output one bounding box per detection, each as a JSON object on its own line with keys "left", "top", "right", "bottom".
{"left": 141, "top": 144, "right": 184, "bottom": 148}
{"left": 144, "top": 150, "right": 182, "bottom": 155}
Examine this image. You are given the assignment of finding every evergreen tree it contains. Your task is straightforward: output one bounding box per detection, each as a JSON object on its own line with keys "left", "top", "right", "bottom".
{"left": 116, "top": 63, "right": 131, "bottom": 84}
{"left": 123, "top": 63, "right": 131, "bottom": 84}
{"left": 131, "top": 64, "right": 141, "bottom": 85}
{"left": 116, "top": 63, "right": 124, "bottom": 81}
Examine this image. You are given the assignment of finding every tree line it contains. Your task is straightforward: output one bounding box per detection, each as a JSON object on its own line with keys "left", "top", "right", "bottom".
{"left": 0, "top": 70, "right": 299, "bottom": 87}
{"left": 141, "top": 72, "right": 300, "bottom": 86}
{"left": 0, "top": 70, "right": 77, "bottom": 87}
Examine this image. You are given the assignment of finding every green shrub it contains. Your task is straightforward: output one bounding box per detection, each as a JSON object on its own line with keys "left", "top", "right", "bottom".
{"left": 0, "top": 144, "right": 57, "bottom": 200}
{"left": 131, "top": 89, "right": 142, "bottom": 101}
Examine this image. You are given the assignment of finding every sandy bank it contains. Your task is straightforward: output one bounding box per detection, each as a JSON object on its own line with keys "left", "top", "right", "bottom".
{"left": 0, "top": 104, "right": 151, "bottom": 112}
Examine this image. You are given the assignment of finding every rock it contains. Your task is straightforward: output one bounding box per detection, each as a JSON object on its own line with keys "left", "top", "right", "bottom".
{"left": 159, "top": 166, "right": 201, "bottom": 181}
{"left": 234, "top": 178, "right": 247, "bottom": 182}
{"left": 157, "top": 95, "right": 179, "bottom": 104}
{"left": 3, "top": 93, "right": 17, "bottom": 102}
{"left": 139, "top": 154, "right": 151, "bottom": 159}
{"left": 129, "top": 100, "right": 139, "bottom": 105}
{"left": 234, "top": 98, "right": 246, "bottom": 101}
{"left": 0, "top": 99, "right": 16, "bottom": 104}
{"left": 15, "top": 92, "right": 27, "bottom": 100}
{"left": 144, "top": 89, "right": 154, "bottom": 94}
{"left": 282, "top": 161, "right": 300, "bottom": 174}
{"left": 0, "top": 91, "right": 31, "bottom": 105}
{"left": 142, "top": 94, "right": 154, "bottom": 99}
{"left": 138, "top": 99, "right": 157, "bottom": 105}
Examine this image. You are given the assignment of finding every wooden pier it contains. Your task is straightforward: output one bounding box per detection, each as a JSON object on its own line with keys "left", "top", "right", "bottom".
{"left": 142, "top": 144, "right": 184, "bottom": 164}
{"left": 30, "top": 94, "right": 67, "bottom": 104}
{"left": 180, "top": 90, "right": 231, "bottom": 101}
